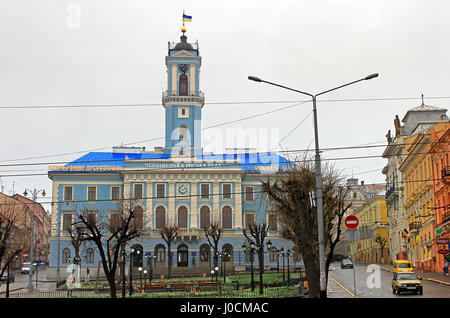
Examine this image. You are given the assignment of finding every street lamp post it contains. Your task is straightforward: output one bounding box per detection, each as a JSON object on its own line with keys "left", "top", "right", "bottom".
{"left": 143, "top": 270, "right": 147, "bottom": 292}
{"left": 278, "top": 248, "right": 286, "bottom": 284}
{"left": 210, "top": 269, "right": 214, "bottom": 283}
{"left": 138, "top": 267, "right": 143, "bottom": 291}
{"left": 242, "top": 243, "right": 255, "bottom": 291}
{"left": 248, "top": 73, "right": 378, "bottom": 298}
{"left": 214, "top": 266, "right": 219, "bottom": 283}
{"left": 23, "top": 188, "right": 46, "bottom": 292}
{"left": 287, "top": 249, "right": 291, "bottom": 284}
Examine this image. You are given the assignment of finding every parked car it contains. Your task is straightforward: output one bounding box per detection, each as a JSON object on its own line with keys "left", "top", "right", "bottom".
{"left": 21, "top": 262, "right": 36, "bottom": 274}
{"left": 341, "top": 258, "right": 353, "bottom": 269}
{"left": 393, "top": 260, "right": 414, "bottom": 273}
{"left": 0, "top": 272, "right": 15, "bottom": 283}
{"left": 392, "top": 272, "right": 423, "bottom": 295}
{"left": 331, "top": 254, "right": 347, "bottom": 262}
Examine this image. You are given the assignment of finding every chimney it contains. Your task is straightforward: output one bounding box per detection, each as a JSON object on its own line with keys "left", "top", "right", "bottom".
{"left": 142, "top": 147, "right": 146, "bottom": 152}
{"left": 361, "top": 180, "right": 365, "bottom": 186}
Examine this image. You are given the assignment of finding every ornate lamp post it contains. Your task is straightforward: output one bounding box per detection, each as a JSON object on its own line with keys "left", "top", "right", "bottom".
{"left": 143, "top": 269, "right": 147, "bottom": 291}
{"left": 138, "top": 267, "right": 143, "bottom": 291}
{"left": 286, "top": 249, "right": 291, "bottom": 284}
{"left": 278, "top": 247, "right": 286, "bottom": 284}
{"left": 23, "top": 188, "right": 46, "bottom": 291}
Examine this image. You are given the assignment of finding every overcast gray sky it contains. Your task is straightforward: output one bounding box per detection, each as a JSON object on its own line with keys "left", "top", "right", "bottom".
{"left": 1, "top": 0, "right": 449, "bottom": 211}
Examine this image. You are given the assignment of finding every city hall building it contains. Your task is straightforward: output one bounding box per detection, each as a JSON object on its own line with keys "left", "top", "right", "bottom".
{"left": 47, "top": 30, "right": 296, "bottom": 279}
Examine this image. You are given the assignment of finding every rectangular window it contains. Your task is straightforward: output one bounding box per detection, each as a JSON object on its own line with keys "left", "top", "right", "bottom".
{"left": 156, "top": 184, "right": 166, "bottom": 198}
{"left": 87, "top": 186, "right": 96, "bottom": 201}
{"left": 134, "top": 184, "right": 143, "bottom": 199}
{"left": 222, "top": 184, "right": 232, "bottom": 199}
{"left": 200, "top": 184, "right": 210, "bottom": 199}
{"left": 64, "top": 186, "right": 73, "bottom": 201}
{"left": 245, "top": 214, "right": 255, "bottom": 229}
{"left": 245, "top": 186, "right": 254, "bottom": 202}
{"left": 62, "top": 213, "right": 72, "bottom": 232}
{"left": 111, "top": 187, "right": 120, "bottom": 201}
{"left": 86, "top": 211, "right": 97, "bottom": 227}
{"left": 109, "top": 212, "right": 120, "bottom": 233}
{"left": 268, "top": 214, "right": 278, "bottom": 231}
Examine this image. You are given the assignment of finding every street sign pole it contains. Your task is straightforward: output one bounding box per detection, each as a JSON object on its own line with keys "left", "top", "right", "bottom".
{"left": 352, "top": 229, "right": 356, "bottom": 298}
{"left": 345, "top": 215, "right": 359, "bottom": 298}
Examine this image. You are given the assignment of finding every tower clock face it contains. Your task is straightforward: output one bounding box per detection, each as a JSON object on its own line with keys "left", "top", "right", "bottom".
{"left": 177, "top": 183, "right": 189, "bottom": 196}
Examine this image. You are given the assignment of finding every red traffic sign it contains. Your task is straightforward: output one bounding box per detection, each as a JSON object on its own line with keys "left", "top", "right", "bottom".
{"left": 438, "top": 249, "right": 449, "bottom": 255}
{"left": 345, "top": 215, "right": 359, "bottom": 230}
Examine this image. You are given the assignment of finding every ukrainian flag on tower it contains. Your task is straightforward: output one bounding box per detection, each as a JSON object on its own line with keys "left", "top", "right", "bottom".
{"left": 183, "top": 13, "right": 192, "bottom": 23}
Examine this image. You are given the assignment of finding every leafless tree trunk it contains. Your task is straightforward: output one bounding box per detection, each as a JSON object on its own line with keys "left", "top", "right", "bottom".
{"left": 73, "top": 199, "right": 147, "bottom": 298}
{"left": 0, "top": 196, "right": 29, "bottom": 278}
{"left": 203, "top": 222, "right": 223, "bottom": 269}
{"left": 160, "top": 225, "right": 178, "bottom": 279}
{"left": 243, "top": 223, "right": 269, "bottom": 295}
{"left": 261, "top": 154, "right": 347, "bottom": 298}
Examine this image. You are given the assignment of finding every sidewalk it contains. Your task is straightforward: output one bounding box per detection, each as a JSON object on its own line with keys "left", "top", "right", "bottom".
{"left": 358, "top": 262, "right": 450, "bottom": 286}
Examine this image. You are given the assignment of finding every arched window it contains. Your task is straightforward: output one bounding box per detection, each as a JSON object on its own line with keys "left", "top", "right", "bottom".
{"left": 179, "top": 74, "right": 188, "bottom": 96}
{"left": 222, "top": 206, "right": 232, "bottom": 229}
{"left": 132, "top": 206, "right": 144, "bottom": 230}
{"left": 222, "top": 244, "right": 233, "bottom": 263}
{"left": 62, "top": 248, "right": 71, "bottom": 264}
{"left": 178, "top": 206, "right": 188, "bottom": 229}
{"left": 177, "top": 244, "right": 188, "bottom": 267}
{"left": 155, "top": 206, "right": 166, "bottom": 229}
{"left": 132, "top": 244, "right": 143, "bottom": 267}
{"left": 200, "top": 244, "right": 210, "bottom": 263}
{"left": 269, "top": 247, "right": 278, "bottom": 262}
{"left": 86, "top": 248, "right": 94, "bottom": 263}
{"left": 200, "top": 206, "right": 210, "bottom": 229}
{"left": 179, "top": 125, "right": 188, "bottom": 141}
{"left": 155, "top": 244, "right": 165, "bottom": 263}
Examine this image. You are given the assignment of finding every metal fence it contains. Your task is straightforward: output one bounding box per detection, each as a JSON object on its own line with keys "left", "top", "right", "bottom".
{"left": 6, "top": 285, "right": 302, "bottom": 299}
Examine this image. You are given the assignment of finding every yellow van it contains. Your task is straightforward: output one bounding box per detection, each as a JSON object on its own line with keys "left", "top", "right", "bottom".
{"left": 393, "top": 260, "right": 414, "bottom": 273}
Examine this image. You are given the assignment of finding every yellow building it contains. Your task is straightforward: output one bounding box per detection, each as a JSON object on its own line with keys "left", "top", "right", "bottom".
{"left": 399, "top": 123, "right": 448, "bottom": 271}
{"left": 350, "top": 194, "right": 389, "bottom": 263}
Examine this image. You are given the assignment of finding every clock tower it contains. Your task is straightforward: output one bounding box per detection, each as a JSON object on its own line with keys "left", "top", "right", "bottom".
{"left": 162, "top": 28, "right": 204, "bottom": 157}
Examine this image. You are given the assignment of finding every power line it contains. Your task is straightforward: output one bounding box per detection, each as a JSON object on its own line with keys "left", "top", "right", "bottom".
{"left": 1, "top": 95, "right": 449, "bottom": 110}
{"left": 1, "top": 149, "right": 449, "bottom": 178}
{"left": 0, "top": 100, "right": 311, "bottom": 163}
{"left": 0, "top": 139, "right": 449, "bottom": 169}
{"left": 0, "top": 176, "right": 444, "bottom": 208}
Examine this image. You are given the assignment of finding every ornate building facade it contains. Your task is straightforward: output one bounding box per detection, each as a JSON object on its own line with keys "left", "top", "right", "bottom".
{"left": 46, "top": 30, "right": 295, "bottom": 279}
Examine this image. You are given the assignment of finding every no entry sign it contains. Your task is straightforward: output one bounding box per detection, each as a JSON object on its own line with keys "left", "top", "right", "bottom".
{"left": 345, "top": 215, "right": 359, "bottom": 230}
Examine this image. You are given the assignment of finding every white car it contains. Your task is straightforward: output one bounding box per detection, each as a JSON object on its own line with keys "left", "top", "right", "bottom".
{"left": 21, "top": 262, "right": 36, "bottom": 274}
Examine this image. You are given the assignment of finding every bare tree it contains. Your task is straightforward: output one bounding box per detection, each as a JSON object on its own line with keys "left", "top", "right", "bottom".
{"left": 160, "top": 224, "right": 178, "bottom": 279}
{"left": 243, "top": 222, "right": 270, "bottom": 295}
{"left": 323, "top": 182, "right": 352, "bottom": 279}
{"left": 0, "top": 196, "right": 30, "bottom": 279}
{"left": 73, "top": 199, "right": 147, "bottom": 298}
{"left": 203, "top": 222, "right": 223, "bottom": 270}
{"left": 261, "top": 154, "right": 347, "bottom": 298}
{"left": 375, "top": 236, "right": 387, "bottom": 263}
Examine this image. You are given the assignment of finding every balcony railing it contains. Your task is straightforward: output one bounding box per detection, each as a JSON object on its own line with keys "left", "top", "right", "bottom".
{"left": 442, "top": 210, "right": 450, "bottom": 224}
{"left": 442, "top": 167, "right": 450, "bottom": 183}
{"left": 162, "top": 91, "right": 205, "bottom": 106}
{"left": 385, "top": 184, "right": 396, "bottom": 200}
{"left": 408, "top": 221, "right": 422, "bottom": 232}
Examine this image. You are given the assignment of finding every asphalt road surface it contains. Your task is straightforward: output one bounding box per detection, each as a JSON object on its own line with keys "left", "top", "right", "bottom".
{"left": 327, "top": 262, "right": 450, "bottom": 298}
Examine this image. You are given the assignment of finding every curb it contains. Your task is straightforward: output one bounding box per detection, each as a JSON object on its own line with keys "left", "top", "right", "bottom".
{"left": 0, "top": 287, "right": 24, "bottom": 294}
{"left": 378, "top": 265, "right": 450, "bottom": 287}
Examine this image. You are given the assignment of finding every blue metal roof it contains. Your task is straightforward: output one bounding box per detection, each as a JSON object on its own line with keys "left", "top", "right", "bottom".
{"left": 49, "top": 151, "right": 292, "bottom": 174}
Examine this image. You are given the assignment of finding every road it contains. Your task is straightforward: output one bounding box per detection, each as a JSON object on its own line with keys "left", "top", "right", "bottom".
{"left": 0, "top": 266, "right": 55, "bottom": 295}
{"left": 327, "top": 262, "right": 450, "bottom": 298}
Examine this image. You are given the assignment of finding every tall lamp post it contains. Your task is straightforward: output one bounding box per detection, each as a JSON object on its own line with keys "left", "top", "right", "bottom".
{"left": 242, "top": 243, "right": 255, "bottom": 291}
{"left": 286, "top": 249, "right": 291, "bottom": 284}
{"left": 249, "top": 73, "right": 379, "bottom": 298}
{"left": 278, "top": 248, "right": 286, "bottom": 284}
{"left": 23, "top": 188, "right": 46, "bottom": 291}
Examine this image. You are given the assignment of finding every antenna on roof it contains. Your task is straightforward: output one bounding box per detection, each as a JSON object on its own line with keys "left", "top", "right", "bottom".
{"left": 421, "top": 94, "right": 424, "bottom": 105}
